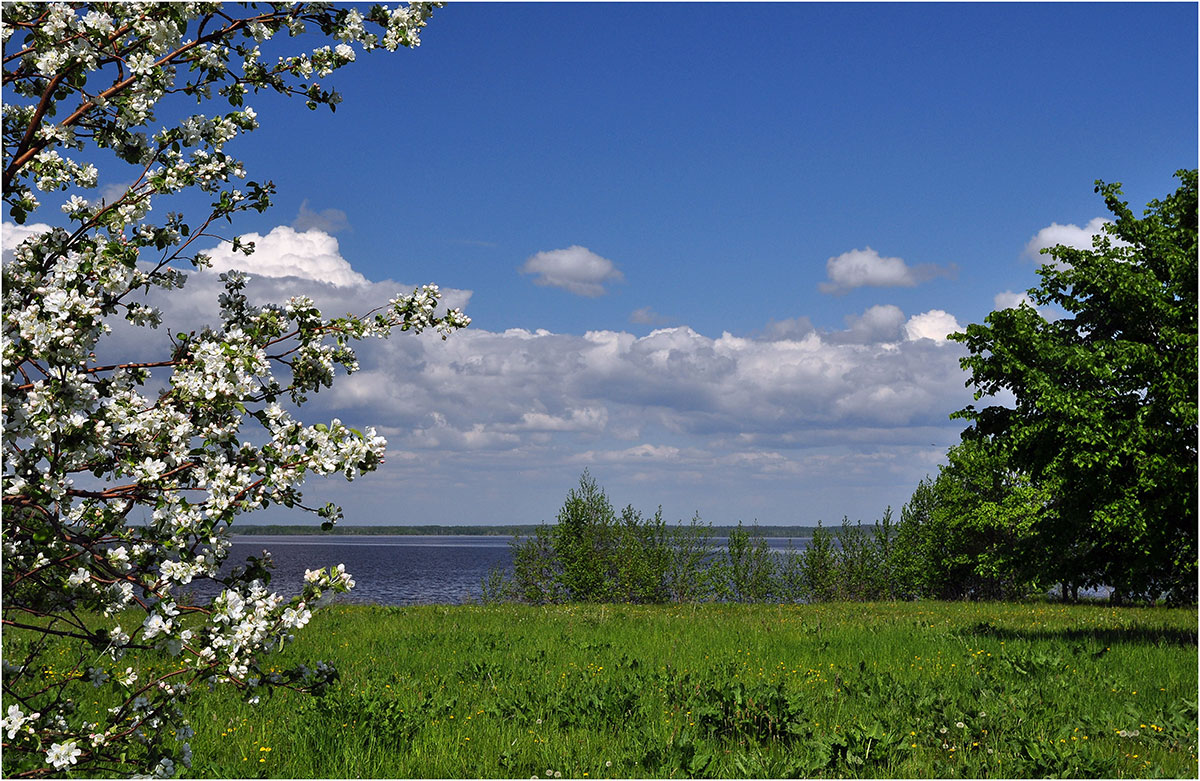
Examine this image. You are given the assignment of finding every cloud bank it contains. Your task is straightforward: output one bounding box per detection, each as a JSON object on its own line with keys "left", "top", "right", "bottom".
{"left": 333, "top": 306, "right": 969, "bottom": 455}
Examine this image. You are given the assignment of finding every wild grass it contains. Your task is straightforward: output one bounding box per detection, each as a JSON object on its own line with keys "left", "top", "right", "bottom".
{"left": 165, "top": 600, "right": 1197, "bottom": 778}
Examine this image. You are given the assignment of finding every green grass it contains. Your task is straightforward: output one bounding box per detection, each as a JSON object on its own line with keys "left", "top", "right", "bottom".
{"left": 170, "top": 601, "right": 1197, "bottom": 778}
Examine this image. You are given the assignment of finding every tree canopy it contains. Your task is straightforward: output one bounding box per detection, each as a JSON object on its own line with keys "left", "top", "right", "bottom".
{"left": 950, "top": 169, "right": 1197, "bottom": 604}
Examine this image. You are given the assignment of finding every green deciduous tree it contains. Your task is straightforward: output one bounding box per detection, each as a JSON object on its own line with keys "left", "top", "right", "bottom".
{"left": 950, "top": 170, "right": 1198, "bottom": 604}
{"left": 716, "top": 522, "right": 775, "bottom": 603}
{"left": 894, "top": 440, "right": 1047, "bottom": 601}
{"left": 509, "top": 471, "right": 677, "bottom": 604}
{"left": 507, "top": 473, "right": 734, "bottom": 604}
{"left": 795, "top": 522, "right": 838, "bottom": 601}
{"left": 550, "top": 469, "right": 618, "bottom": 601}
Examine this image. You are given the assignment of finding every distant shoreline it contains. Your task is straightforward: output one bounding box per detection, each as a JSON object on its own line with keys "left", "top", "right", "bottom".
{"left": 232, "top": 523, "right": 824, "bottom": 538}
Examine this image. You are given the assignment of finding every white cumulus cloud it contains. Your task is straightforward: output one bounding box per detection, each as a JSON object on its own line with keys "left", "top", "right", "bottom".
{"left": 1023, "top": 217, "right": 1110, "bottom": 258}
{"left": 520, "top": 245, "right": 624, "bottom": 297}
{"left": 834, "top": 304, "right": 907, "bottom": 344}
{"left": 291, "top": 199, "right": 350, "bottom": 234}
{"left": 1023, "top": 217, "right": 1130, "bottom": 267}
{"left": 204, "top": 225, "right": 368, "bottom": 287}
{"left": 993, "top": 290, "right": 1062, "bottom": 322}
{"left": 630, "top": 306, "right": 671, "bottom": 326}
{"left": 994, "top": 290, "right": 1033, "bottom": 310}
{"left": 818, "top": 247, "right": 952, "bottom": 295}
{"left": 903, "top": 309, "right": 961, "bottom": 343}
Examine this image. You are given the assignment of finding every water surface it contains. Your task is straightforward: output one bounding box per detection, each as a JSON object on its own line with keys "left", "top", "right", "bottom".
{"left": 213, "top": 534, "right": 812, "bottom": 605}
{"left": 221, "top": 535, "right": 514, "bottom": 605}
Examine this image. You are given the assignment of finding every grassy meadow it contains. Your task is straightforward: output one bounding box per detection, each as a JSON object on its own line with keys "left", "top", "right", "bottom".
{"left": 157, "top": 600, "right": 1199, "bottom": 778}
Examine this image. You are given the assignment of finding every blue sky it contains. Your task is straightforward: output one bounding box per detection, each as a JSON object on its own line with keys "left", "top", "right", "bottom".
{"left": 9, "top": 2, "right": 1197, "bottom": 527}
{"left": 231, "top": 2, "right": 1196, "bottom": 334}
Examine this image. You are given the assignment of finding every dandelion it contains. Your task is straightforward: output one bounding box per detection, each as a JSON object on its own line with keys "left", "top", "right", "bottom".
{"left": 956, "top": 721, "right": 965, "bottom": 729}
{"left": 939, "top": 726, "right": 948, "bottom": 734}
{"left": 605, "top": 761, "right": 612, "bottom": 768}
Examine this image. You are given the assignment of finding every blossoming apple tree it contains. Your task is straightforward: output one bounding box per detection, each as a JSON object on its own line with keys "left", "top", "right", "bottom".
{"left": 1, "top": 3, "right": 468, "bottom": 776}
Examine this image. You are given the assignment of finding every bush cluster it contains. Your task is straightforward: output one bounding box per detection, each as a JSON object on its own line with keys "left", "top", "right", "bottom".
{"left": 485, "top": 472, "right": 920, "bottom": 604}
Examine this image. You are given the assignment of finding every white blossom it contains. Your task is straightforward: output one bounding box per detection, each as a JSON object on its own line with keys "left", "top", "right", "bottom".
{"left": 142, "top": 612, "right": 172, "bottom": 640}
{"left": 2, "top": 705, "right": 32, "bottom": 739}
{"left": 46, "top": 740, "right": 83, "bottom": 770}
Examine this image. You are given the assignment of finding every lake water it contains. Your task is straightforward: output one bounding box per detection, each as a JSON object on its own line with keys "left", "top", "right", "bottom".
{"left": 215, "top": 534, "right": 811, "bottom": 606}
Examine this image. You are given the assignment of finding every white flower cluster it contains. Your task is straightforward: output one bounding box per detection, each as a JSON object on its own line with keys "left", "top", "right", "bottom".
{"left": 1, "top": 3, "right": 459, "bottom": 777}
{"left": 1, "top": 704, "right": 40, "bottom": 741}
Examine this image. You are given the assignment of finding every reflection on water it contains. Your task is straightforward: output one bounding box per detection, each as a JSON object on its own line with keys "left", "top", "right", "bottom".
{"left": 195, "top": 534, "right": 812, "bottom": 606}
